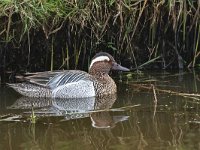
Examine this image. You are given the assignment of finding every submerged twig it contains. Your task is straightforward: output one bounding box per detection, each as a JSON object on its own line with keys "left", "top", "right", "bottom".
{"left": 63, "top": 104, "right": 141, "bottom": 115}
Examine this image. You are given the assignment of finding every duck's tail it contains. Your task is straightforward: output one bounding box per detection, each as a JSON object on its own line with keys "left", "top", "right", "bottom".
{"left": 7, "top": 83, "right": 22, "bottom": 93}
{"left": 7, "top": 83, "right": 52, "bottom": 98}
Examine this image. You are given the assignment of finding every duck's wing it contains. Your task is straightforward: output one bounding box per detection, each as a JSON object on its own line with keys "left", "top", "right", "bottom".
{"left": 24, "top": 71, "right": 62, "bottom": 86}
{"left": 25, "top": 70, "right": 91, "bottom": 89}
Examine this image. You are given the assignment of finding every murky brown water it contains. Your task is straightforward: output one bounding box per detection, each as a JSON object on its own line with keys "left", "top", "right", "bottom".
{"left": 0, "top": 71, "right": 199, "bottom": 150}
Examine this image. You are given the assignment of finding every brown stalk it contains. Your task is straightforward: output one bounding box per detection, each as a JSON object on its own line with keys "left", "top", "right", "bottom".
{"left": 125, "top": 0, "right": 148, "bottom": 51}
{"left": 152, "top": 84, "right": 158, "bottom": 118}
{"left": 6, "top": 8, "right": 13, "bottom": 41}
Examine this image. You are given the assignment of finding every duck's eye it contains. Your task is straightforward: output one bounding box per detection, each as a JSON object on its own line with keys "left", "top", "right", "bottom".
{"left": 104, "top": 59, "right": 108, "bottom": 62}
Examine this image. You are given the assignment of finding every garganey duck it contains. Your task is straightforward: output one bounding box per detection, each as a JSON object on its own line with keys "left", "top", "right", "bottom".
{"left": 8, "top": 52, "right": 129, "bottom": 98}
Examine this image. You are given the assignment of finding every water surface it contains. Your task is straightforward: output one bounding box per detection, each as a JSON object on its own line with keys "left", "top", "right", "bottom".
{"left": 0, "top": 71, "right": 199, "bottom": 150}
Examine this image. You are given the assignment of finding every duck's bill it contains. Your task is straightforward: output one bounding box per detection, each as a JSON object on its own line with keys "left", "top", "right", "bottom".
{"left": 112, "top": 63, "right": 130, "bottom": 71}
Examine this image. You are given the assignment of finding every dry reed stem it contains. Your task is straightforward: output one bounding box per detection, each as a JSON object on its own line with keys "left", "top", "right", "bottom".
{"left": 132, "top": 84, "right": 200, "bottom": 102}
{"left": 152, "top": 84, "right": 158, "bottom": 119}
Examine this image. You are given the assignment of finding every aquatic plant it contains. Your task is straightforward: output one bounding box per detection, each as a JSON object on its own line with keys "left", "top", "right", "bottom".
{"left": 30, "top": 105, "right": 36, "bottom": 124}
{"left": 0, "top": 0, "right": 199, "bottom": 82}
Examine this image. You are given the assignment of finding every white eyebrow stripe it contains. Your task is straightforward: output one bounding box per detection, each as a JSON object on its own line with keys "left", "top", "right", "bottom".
{"left": 89, "top": 56, "right": 110, "bottom": 69}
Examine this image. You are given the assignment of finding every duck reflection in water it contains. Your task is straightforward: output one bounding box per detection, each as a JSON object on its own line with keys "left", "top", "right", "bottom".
{"left": 8, "top": 94, "right": 129, "bottom": 128}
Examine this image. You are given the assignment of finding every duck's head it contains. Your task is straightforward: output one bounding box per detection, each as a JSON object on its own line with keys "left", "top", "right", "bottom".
{"left": 89, "top": 52, "right": 130, "bottom": 74}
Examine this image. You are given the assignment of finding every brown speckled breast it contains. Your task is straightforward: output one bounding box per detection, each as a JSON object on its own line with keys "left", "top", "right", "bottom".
{"left": 92, "top": 73, "right": 117, "bottom": 96}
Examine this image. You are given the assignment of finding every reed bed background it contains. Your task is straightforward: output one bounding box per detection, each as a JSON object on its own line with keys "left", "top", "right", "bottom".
{"left": 0, "top": 0, "right": 199, "bottom": 81}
